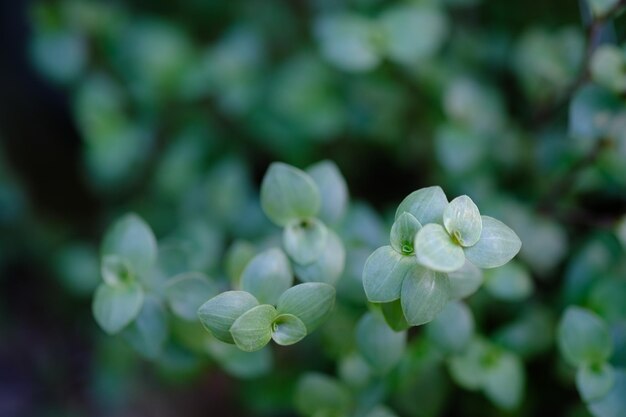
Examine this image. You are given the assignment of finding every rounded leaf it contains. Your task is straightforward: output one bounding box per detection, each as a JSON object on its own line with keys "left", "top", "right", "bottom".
{"left": 443, "top": 195, "right": 482, "bottom": 247}
{"left": 307, "top": 160, "right": 349, "bottom": 224}
{"left": 558, "top": 306, "right": 613, "bottom": 367}
{"left": 379, "top": 299, "right": 410, "bottom": 332}
{"left": 294, "top": 229, "right": 345, "bottom": 285}
{"left": 241, "top": 248, "right": 293, "bottom": 305}
{"left": 414, "top": 224, "right": 465, "bottom": 273}
{"left": 224, "top": 240, "right": 256, "bottom": 287}
{"left": 577, "top": 362, "right": 615, "bottom": 402}
{"left": 426, "top": 300, "right": 474, "bottom": 354}
{"left": 207, "top": 340, "right": 273, "bottom": 379}
{"left": 390, "top": 212, "right": 422, "bottom": 255}
{"left": 230, "top": 304, "right": 278, "bottom": 352}
{"left": 588, "top": 369, "right": 626, "bottom": 417}
{"left": 197, "top": 291, "right": 259, "bottom": 344}
{"left": 272, "top": 314, "right": 307, "bottom": 346}
{"left": 401, "top": 266, "right": 450, "bottom": 326}
{"left": 448, "top": 260, "right": 484, "bottom": 299}
{"left": 484, "top": 261, "right": 533, "bottom": 301}
{"left": 356, "top": 313, "right": 406, "bottom": 373}
{"left": 93, "top": 281, "right": 144, "bottom": 334}
{"left": 363, "top": 245, "right": 416, "bottom": 303}
{"left": 483, "top": 352, "right": 525, "bottom": 410}
{"left": 260, "top": 162, "right": 320, "bottom": 226}
{"left": 101, "top": 213, "right": 157, "bottom": 277}
{"left": 165, "top": 272, "right": 219, "bottom": 321}
{"left": 283, "top": 218, "right": 328, "bottom": 265}
{"left": 122, "top": 295, "right": 167, "bottom": 359}
{"left": 294, "top": 373, "right": 351, "bottom": 417}
{"left": 395, "top": 186, "right": 448, "bottom": 225}
{"left": 464, "top": 216, "right": 521, "bottom": 269}
{"left": 277, "top": 282, "right": 336, "bottom": 332}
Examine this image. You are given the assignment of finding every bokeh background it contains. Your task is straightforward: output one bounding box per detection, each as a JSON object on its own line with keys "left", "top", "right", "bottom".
{"left": 1, "top": 0, "right": 626, "bottom": 416}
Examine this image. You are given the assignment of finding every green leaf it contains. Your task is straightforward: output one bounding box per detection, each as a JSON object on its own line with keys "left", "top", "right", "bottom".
{"left": 577, "top": 362, "right": 615, "bottom": 402}
{"left": 414, "top": 224, "right": 465, "bottom": 273}
{"left": 448, "top": 260, "right": 484, "bottom": 299}
{"left": 294, "top": 230, "right": 345, "bottom": 285}
{"left": 379, "top": 299, "right": 410, "bottom": 331}
{"left": 558, "top": 307, "right": 613, "bottom": 367}
{"left": 260, "top": 162, "right": 320, "bottom": 226}
{"left": 295, "top": 373, "right": 351, "bottom": 417}
{"left": 426, "top": 300, "right": 474, "bottom": 354}
{"left": 395, "top": 186, "right": 448, "bottom": 225}
{"left": 401, "top": 265, "right": 450, "bottom": 326}
{"left": 230, "top": 304, "right": 278, "bottom": 352}
{"left": 122, "top": 295, "right": 167, "bottom": 359}
{"left": 484, "top": 261, "right": 533, "bottom": 301}
{"left": 314, "top": 14, "right": 381, "bottom": 72}
{"left": 464, "top": 216, "right": 521, "bottom": 269}
{"left": 271, "top": 314, "right": 307, "bottom": 346}
{"left": 588, "top": 369, "right": 626, "bottom": 417}
{"left": 207, "top": 339, "right": 273, "bottom": 379}
{"left": 587, "top": 0, "right": 621, "bottom": 17}
{"left": 569, "top": 85, "right": 621, "bottom": 143}
{"left": 390, "top": 212, "right": 422, "bottom": 255}
{"left": 590, "top": 46, "right": 626, "bottom": 94}
{"left": 224, "top": 240, "right": 256, "bottom": 288}
{"left": 241, "top": 248, "right": 293, "bottom": 305}
{"left": 448, "top": 337, "right": 491, "bottom": 390}
{"left": 100, "top": 254, "right": 134, "bottom": 286}
{"left": 483, "top": 352, "right": 525, "bottom": 410}
{"left": 443, "top": 195, "right": 482, "bottom": 247}
{"left": 356, "top": 313, "right": 406, "bottom": 373}
{"left": 283, "top": 218, "right": 328, "bottom": 265}
{"left": 307, "top": 160, "right": 349, "bottom": 224}
{"left": 277, "top": 282, "right": 336, "bottom": 332}
{"left": 93, "top": 281, "right": 144, "bottom": 334}
{"left": 101, "top": 213, "right": 157, "bottom": 278}
{"left": 197, "top": 291, "right": 259, "bottom": 344}
{"left": 164, "top": 272, "right": 219, "bottom": 321}
{"left": 379, "top": 4, "right": 448, "bottom": 65}
{"left": 363, "top": 245, "right": 416, "bottom": 303}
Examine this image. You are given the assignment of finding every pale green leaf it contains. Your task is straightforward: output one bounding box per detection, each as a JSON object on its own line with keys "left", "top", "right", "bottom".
{"left": 379, "top": 4, "right": 448, "bottom": 65}
{"left": 277, "top": 282, "right": 336, "bottom": 332}
{"left": 197, "top": 291, "right": 259, "bottom": 344}
{"left": 241, "top": 248, "right": 293, "bottom": 305}
{"left": 448, "top": 260, "right": 484, "bottom": 299}
{"left": 427, "top": 300, "right": 474, "bottom": 354}
{"left": 577, "top": 362, "right": 615, "bottom": 402}
{"left": 230, "top": 304, "right": 278, "bottom": 352}
{"left": 93, "top": 281, "right": 144, "bottom": 334}
{"left": 260, "top": 162, "right": 320, "bottom": 226}
{"left": 363, "top": 245, "right": 416, "bottom": 303}
{"left": 165, "top": 272, "right": 219, "bottom": 321}
{"left": 484, "top": 261, "right": 533, "bottom": 301}
{"left": 483, "top": 352, "right": 525, "bottom": 410}
{"left": 588, "top": 369, "right": 626, "bottom": 417}
{"left": 271, "top": 314, "right": 307, "bottom": 346}
{"left": 443, "top": 195, "right": 482, "bottom": 247}
{"left": 283, "top": 218, "right": 328, "bottom": 265}
{"left": 558, "top": 306, "right": 613, "bottom": 367}
{"left": 414, "top": 224, "right": 465, "bottom": 273}
{"left": 379, "top": 299, "right": 410, "bottom": 331}
{"left": 294, "top": 230, "right": 345, "bottom": 285}
{"left": 122, "top": 295, "right": 167, "bottom": 359}
{"left": 356, "top": 313, "right": 406, "bottom": 373}
{"left": 448, "top": 338, "right": 491, "bottom": 390}
{"left": 464, "top": 216, "right": 521, "bottom": 269}
{"left": 295, "top": 373, "right": 351, "bottom": 417}
{"left": 101, "top": 213, "right": 157, "bottom": 278}
{"left": 207, "top": 339, "right": 273, "bottom": 379}
{"left": 395, "top": 186, "right": 448, "bottom": 225}
{"left": 307, "top": 160, "right": 349, "bottom": 224}
{"left": 225, "top": 240, "right": 256, "bottom": 288}
{"left": 401, "top": 265, "right": 450, "bottom": 326}
{"left": 390, "top": 212, "right": 422, "bottom": 255}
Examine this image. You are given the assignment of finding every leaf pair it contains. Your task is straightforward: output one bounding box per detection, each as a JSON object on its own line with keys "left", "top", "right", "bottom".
{"left": 197, "top": 282, "right": 336, "bottom": 352}
{"left": 93, "top": 214, "right": 157, "bottom": 334}
{"left": 261, "top": 162, "right": 347, "bottom": 267}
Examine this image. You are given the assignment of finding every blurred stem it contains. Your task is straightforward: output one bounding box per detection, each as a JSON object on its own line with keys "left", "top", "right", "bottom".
{"left": 531, "top": 0, "right": 625, "bottom": 127}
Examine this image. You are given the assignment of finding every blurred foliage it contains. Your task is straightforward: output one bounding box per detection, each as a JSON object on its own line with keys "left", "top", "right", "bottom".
{"left": 1, "top": 0, "right": 626, "bottom": 416}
